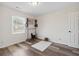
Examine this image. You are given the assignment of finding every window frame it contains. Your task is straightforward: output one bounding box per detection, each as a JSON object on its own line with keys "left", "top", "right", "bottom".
{"left": 12, "top": 16, "right": 26, "bottom": 34}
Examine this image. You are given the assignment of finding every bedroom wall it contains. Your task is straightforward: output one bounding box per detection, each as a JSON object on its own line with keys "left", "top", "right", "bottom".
{"left": 36, "top": 5, "right": 79, "bottom": 48}
{"left": 0, "top": 5, "right": 33, "bottom": 48}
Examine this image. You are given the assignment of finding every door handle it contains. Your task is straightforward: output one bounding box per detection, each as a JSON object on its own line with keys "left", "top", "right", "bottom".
{"left": 69, "top": 31, "right": 71, "bottom": 32}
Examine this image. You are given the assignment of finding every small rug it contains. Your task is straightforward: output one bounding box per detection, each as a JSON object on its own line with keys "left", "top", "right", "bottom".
{"left": 31, "top": 41, "right": 52, "bottom": 52}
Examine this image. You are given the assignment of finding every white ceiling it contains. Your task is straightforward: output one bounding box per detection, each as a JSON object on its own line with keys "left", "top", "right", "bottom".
{"left": 0, "top": 2, "right": 79, "bottom": 16}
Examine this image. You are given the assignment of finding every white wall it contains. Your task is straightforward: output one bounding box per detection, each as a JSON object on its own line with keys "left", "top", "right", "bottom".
{"left": 0, "top": 5, "right": 33, "bottom": 48}
{"left": 36, "top": 5, "right": 79, "bottom": 48}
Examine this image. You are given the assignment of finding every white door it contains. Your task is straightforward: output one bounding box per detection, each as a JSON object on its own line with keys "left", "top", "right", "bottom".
{"left": 60, "top": 13, "right": 71, "bottom": 46}
{"left": 67, "top": 12, "right": 79, "bottom": 48}
{"left": 63, "top": 13, "right": 71, "bottom": 46}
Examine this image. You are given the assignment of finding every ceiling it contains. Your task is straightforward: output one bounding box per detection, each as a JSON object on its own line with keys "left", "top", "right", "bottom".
{"left": 0, "top": 2, "right": 79, "bottom": 16}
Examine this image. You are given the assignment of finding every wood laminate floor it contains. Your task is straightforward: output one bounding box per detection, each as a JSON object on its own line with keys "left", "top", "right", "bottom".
{"left": 0, "top": 43, "right": 40, "bottom": 56}
{"left": 0, "top": 40, "right": 79, "bottom": 56}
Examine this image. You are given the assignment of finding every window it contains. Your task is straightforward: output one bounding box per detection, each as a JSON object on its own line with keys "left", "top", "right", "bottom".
{"left": 12, "top": 16, "right": 26, "bottom": 34}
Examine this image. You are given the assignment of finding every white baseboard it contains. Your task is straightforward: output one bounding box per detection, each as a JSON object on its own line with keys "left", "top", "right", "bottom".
{"left": 0, "top": 39, "right": 26, "bottom": 48}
